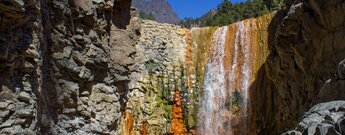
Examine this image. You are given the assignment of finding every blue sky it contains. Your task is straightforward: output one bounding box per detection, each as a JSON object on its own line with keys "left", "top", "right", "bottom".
{"left": 167, "top": 0, "right": 246, "bottom": 19}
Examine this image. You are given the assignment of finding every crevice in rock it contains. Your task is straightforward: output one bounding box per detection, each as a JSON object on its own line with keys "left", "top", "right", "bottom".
{"left": 113, "top": 0, "right": 132, "bottom": 29}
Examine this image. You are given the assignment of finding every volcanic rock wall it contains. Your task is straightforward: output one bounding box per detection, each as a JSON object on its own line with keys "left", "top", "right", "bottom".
{"left": 0, "top": 0, "right": 139, "bottom": 134}
{"left": 251, "top": 0, "right": 345, "bottom": 134}
{"left": 1, "top": 0, "right": 345, "bottom": 134}
{"left": 116, "top": 20, "right": 188, "bottom": 135}
{"left": 119, "top": 13, "right": 275, "bottom": 134}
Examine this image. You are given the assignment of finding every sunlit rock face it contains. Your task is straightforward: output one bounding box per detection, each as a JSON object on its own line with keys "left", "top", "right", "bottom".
{"left": 170, "top": 90, "right": 185, "bottom": 135}
{"left": 120, "top": 13, "right": 275, "bottom": 134}
{"left": 116, "top": 20, "right": 188, "bottom": 135}
{"left": 184, "top": 27, "right": 217, "bottom": 129}
{"left": 124, "top": 2, "right": 345, "bottom": 135}
{"left": 124, "top": 1, "right": 345, "bottom": 134}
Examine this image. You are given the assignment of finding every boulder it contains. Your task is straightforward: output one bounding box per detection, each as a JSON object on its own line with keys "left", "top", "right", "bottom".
{"left": 283, "top": 101, "right": 345, "bottom": 135}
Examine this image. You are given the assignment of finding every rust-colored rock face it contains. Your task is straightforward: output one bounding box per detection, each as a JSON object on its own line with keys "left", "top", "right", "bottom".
{"left": 140, "top": 121, "right": 148, "bottom": 135}
{"left": 184, "top": 27, "right": 218, "bottom": 129}
{"left": 171, "top": 90, "right": 185, "bottom": 135}
{"left": 186, "top": 27, "right": 218, "bottom": 92}
{"left": 124, "top": 112, "right": 134, "bottom": 135}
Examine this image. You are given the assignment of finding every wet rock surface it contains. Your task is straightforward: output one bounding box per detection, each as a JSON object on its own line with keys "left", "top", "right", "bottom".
{"left": 170, "top": 90, "right": 185, "bottom": 135}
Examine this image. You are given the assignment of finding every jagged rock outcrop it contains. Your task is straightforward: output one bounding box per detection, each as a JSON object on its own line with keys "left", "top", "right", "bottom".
{"left": 282, "top": 101, "right": 345, "bottom": 135}
{"left": 251, "top": 0, "right": 345, "bottom": 134}
{"left": 0, "top": 0, "right": 38, "bottom": 134}
{"left": 0, "top": 0, "right": 139, "bottom": 134}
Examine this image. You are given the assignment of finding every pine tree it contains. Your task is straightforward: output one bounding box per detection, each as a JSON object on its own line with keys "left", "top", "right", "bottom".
{"left": 179, "top": 0, "right": 283, "bottom": 27}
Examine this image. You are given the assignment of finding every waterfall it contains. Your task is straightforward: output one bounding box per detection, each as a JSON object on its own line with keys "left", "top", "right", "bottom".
{"left": 239, "top": 21, "right": 252, "bottom": 111}
{"left": 198, "top": 26, "right": 228, "bottom": 135}
{"left": 198, "top": 20, "right": 255, "bottom": 135}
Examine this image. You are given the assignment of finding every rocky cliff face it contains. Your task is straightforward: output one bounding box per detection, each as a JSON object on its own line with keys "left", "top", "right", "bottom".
{"left": 1, "top": 0, "right": 345, "bottom": 134}
{"left": 116, "top": 20, "right": 187, "bottom": 135}
{"left": 117, "top": 13, "right": 275, "bottom": 134}
{"left": 251, "top": 0, "right": 345, "bottom": 134}
{"left": 0, "top": 0, "right": 139, "bottom": 134}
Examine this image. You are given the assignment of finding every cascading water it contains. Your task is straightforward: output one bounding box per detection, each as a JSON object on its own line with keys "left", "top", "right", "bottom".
{"left": 198, "top": 26, "right": 229, "bottom": 135}
{"left": 238, "top": 21, "right": 252, "bottom": 111}
{"left": 198, "top": 20, "right": 255, "bottom": 135}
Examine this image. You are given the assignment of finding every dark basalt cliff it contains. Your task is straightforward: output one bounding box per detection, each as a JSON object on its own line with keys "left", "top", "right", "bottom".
{"left": 251, "top": 0, "right": 345, "bottom": 134}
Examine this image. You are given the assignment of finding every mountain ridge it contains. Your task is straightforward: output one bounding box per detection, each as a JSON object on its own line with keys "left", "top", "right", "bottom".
{"left": 132, "top": 0, "right": 179, "bottom": 24}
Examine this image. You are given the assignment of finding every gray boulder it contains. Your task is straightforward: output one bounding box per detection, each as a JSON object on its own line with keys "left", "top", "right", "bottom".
{"left": 283, "top": 101, "right": 345, "bottom": 135}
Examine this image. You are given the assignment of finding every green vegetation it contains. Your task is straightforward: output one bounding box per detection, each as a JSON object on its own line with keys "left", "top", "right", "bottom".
{"left": 139, "top": 11, "right": 156, "bottom": 20}
{"left": 145, "top": 61, "right": 160, "bottom": 73}
{"left": 144, "top": 62, "right": 205, "bottom": 131}
{"left": 179, "top": 0, "right": 283, "bottom": 28}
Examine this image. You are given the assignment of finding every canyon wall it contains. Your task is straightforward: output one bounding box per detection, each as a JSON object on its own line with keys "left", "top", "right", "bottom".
{"left": 125, "top": 1, "right": 345, "bottom": 134}
{"left": 1, "top": 0, "right": 345, "bottom": 134}
{"left": 119, "top": 13, "right": 274, "bottom": 134}
{"left": 251, "top": 0, "right": 345, "bottom": 134}
{"left": 0, "top": 0, "right": 139, "bottom": 134}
